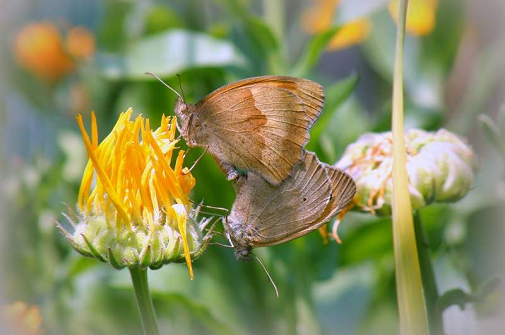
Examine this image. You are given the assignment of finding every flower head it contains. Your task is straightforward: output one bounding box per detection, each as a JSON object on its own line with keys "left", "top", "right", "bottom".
{"left": 388, "top": 0, "right": 438, "bottom": 36}
{"left": 13, "top": 22, "right": 95, "bottom": 82}
{"left": 1, "top": 302, "right": 43, "bottom": 335}
{"left": 58, "top": 109, "right": 210, "bottom": 278}
{"left": 66, "top": 27, "right": 95, "bottom": 60}
{"left": 336, "top": 128, "right": 476, "bottom": 216}
{"left": 302, "top": 0, "right": 371, "bottom": 51}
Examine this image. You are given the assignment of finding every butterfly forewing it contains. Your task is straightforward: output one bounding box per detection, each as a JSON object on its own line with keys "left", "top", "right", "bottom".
{"left": 191, "top": 76, "right": 325, "bottom": 185}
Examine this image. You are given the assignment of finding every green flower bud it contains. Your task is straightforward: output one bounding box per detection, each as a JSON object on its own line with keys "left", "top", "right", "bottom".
{"left": 58, "top": 205, "right": 212, "bottom": 270}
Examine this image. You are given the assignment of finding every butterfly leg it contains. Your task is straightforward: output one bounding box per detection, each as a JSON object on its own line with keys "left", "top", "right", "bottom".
{"left": 216, "top": 159, "right": 240, "bottom": 181}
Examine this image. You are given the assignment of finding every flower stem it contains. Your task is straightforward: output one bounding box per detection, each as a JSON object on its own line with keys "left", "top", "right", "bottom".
{"left": 129, "top": 267, "right": 160, "bottom": 335}
{"left": 413, "top": 212, "right": 444, "bottom": 335}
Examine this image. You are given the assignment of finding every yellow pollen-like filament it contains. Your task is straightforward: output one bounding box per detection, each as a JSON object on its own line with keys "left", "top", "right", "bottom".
{"left": 77, "top": 109, "right": 196, "bottom": 275}
{"left": 91, "top": 111, "right": 98, "bottom": 149}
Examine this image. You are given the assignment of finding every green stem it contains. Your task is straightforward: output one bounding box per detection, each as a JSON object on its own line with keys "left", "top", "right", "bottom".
{"left": 129, "top": 267, "right": 160, "bottom": 335}
{"left": 413, "top": 213, "right": 444, "bottom": 335}
{"left": 391, "top": 0, "right": 429, "bottom": 333}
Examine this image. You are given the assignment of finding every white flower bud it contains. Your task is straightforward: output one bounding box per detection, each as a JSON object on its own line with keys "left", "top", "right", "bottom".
{"left": 336, "top": 129, "right": 477, "bottom": 215}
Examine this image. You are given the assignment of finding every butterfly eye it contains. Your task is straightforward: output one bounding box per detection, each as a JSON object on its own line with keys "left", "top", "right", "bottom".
{"left": 174, "top": 99, "right": 189, "bottom": 115}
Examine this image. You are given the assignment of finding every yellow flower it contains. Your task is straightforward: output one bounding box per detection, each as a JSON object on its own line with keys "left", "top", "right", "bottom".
{"left": 302, "top": 0, "right": 437, "bottom": 51}
{"left": 59, "top": 109, "right": 210, "bottom": 279}
{"left": 327, "top": 19, "right": 371, "bottom": 51}
{"left": 388, "top": 0, "right": 438, "bottom": 36}
{"left": 1, "top": 302, "right": 43, "bottom": 335}
{"left": 302, "top": 0, "right": 371, "bottom": 51}
{"left": 13, "top": 22, "right": 95, "bottom": 82}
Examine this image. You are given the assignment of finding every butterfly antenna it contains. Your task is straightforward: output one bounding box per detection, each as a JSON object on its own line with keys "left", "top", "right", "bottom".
{"left": 145, "top": 72, "right": 184, "bottom": 101}
{"left": 177, "top": 74, "right": 186, "bottom": 102}
{"left": 252, "top": 254, "right": 279, "bottom": 297}
{"left": 188, "top": 146, "right": 209, "bottom": 173}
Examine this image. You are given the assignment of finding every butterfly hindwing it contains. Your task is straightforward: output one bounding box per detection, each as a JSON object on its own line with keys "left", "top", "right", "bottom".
{"left": 229, "top": 152, "right": 332, "bottom": 247}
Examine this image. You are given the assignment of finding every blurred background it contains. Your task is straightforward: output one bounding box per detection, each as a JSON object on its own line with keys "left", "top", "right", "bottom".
{"left": 0, "top": 0, "right": 504, "bottom": 334}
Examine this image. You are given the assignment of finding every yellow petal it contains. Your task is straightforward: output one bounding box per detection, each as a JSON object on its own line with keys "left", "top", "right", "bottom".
{"left": 77, "top": 114, "right": 130, "bottom": 225}
{"left": 388, "top": 0, "right": 438, "bottom": 36}
{"left": 328, "top": 19, "right": 371, "bottom": 50}
{"left": 301, "top": 0, "right": 340, "bottom": 34}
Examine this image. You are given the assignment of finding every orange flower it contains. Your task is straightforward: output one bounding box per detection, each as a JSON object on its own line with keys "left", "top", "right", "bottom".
{"left": 14, "top": 22, "right": 74, "bottom": 82}
{"left": 66, "top": 27, "right": 95, "bottom": 59}
{"left": 13, "top": 22, "right": 95, "bottom": 83}
{"left": 1, "top": 302, "right": 43, "bottom": 335}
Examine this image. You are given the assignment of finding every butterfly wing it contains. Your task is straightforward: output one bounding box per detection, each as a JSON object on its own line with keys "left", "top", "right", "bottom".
{"left": 269, "top": 165, "right": 356, "bottom": 244}
{"left": 191, "top": 76, "right": 325, "bottom": 185}
{"left": 229, "top": 151, "right": 333, "bottom": 247}
{"left": 317, "top": 164, "right": 356, "bottom": 222}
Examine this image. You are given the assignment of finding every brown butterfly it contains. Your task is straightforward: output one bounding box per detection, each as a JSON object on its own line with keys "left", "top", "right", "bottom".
{"left": 173, "top": 75, "right": 325, "bottom": 186}
{"left": 224, "top": 151, "right": 356, "bottom": 261}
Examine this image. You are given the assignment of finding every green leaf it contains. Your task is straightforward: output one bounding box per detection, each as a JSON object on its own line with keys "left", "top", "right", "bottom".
{"left": 437, "top": 288, "right": 476, "bottom": 312}
{"left": 309, "top": 95, "right": 369, "bottom": 163}
{"left": 478, "top": 277, "right": 502, "bottom": 299}
{"left": 244, "top": 17, "right": 279, "bottom": 52}
{"left": 478, "top": 114, "right": 505, "bottom": 157}
{"left": 338, "top": 217, "right": 393, "bottom": 266}
{"left": 100, "top": 30, "right": 246, "bottom": 80}
{"left": 449, "top": 43, "right": 504, "bottom": 134}
{"left": 309, "top": 73, "right": 359, "bottom": 144}
{"left": 292, "top": 27, "right": 341, "bottom": 77}
{"left": 144, "top": 5, "right": 184, "bottom": 35}
{"left": 237, "top": 17, "right": 279, "bottom": 71}
{"left": 155, "top": 293, "right": 237, "bottom": 335}
{"left": 390, "top": 1, "right": 429, "bottom": 333}
{"left": 313, "top": 263, "right": 375, "bottom": 334}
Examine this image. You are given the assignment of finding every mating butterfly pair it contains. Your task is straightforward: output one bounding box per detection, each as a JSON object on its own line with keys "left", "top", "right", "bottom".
{"left": 173, "top": 75, "right": 356, "bottom": 261}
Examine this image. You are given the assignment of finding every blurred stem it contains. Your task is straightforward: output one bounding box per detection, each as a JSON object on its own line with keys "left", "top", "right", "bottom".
{"left": 391, "top": 0, "right": 429, "bottom": 334}
{"left": 263, "top": 0, "right": 286, "bottom": 74}
{"left": 413, "top": 213, "right": 444, "bottom": 335}
{"left": 129, "top": 267, "right": 160, "bottom": 335}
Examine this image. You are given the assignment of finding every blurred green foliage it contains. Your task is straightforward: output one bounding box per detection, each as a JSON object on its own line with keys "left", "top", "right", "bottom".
{"left": 0, "top": 0, "right": 504, "bottom": 334}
